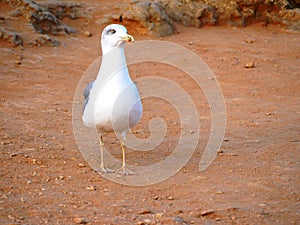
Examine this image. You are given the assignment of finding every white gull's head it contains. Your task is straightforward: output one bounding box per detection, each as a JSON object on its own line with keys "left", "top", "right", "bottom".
{"left": 101, "top": 24, "right": 134, "bottom": 54}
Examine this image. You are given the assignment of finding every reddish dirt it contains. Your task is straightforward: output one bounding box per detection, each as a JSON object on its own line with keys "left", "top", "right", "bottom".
{"left": 0, "top": 1, "right": 299, "bottom": 224}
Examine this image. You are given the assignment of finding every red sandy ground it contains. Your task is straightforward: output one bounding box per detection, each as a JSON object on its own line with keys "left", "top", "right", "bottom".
{"left": 0, "top": 1, "right": 299, "bottom": 224}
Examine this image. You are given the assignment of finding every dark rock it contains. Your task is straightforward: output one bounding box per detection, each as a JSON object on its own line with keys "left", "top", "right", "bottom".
{"left": 30, "top": 11, "right": 60, "bottom": 34}
{"left": 31, "top": 35, "right": 60, "bottom": 47}
{"left": 173, "top": 216, "right": 189, "bottom": 224}
{"left": 122, "top": 1, "right": 175, "bottom": 37}
{"left": 0, "top": 15, "right": 5, "bottom": 23}
{"left": 9, "top": 9, "right": 23, "bottom": 17}
{"left": 159, "top": 0, "right": 217, "bottom": 27}
{"left": 0, "top": 27, "right": 23, "bottom": 47}
{"left": 156, "top": 0, "right": 300, "bottom": 29}
{"left": 286, "top": 0, "right": 300, "bottom": 9}
{"left": 200, "top": 209, "right": 215, "bottom": 217}
{"left": 38, "top": 1, "right": 91, "bottom": 20}
{"left": 73, "top": 217, "right": 87, "bottom": 224}
{"left": 5, "top": 0, "right": 80, "bottom": 35}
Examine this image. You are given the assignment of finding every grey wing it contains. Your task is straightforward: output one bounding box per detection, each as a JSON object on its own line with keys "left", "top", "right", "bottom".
{"left": 83, "top": 81, "right": 94, "bottom": 112}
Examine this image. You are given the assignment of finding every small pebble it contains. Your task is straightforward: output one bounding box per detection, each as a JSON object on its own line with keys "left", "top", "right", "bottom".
{"left": 84, "top": 31, "right": 92, "bottom": 37}
{"left": 86, "top": 185, "right": 96, "bottom": 191}
{"left": 73, "top": 217, "right": 87, "bottom": 224}
{"left": 155, "top": 212, "right": 163, "bottom": 218}
{"left": 7, "top": 214, "right": 15, "bottom": 220}
{"left": 78, "top": 163, "right": 85, "bottom": 168}
{"left": 10, "top": 153, "right": 17, "bottom": 157}
{"left": 143, "top": 218, "right": 152, "bottom": 224}
{"left": 216, "top": 190, "right": 224, "bottom": 194}
{"left": 167, "top": 196, "right": 174, "bottom": 200}
{"left": 200, "top": 209, "right": 215, "bottom": 216}
{"left": 138, "top": 209, "right": 152, "bottom": 214}
{"left": 57, "top": 175, "right": 64, "bottom": 180}
{"left": 152, "top": 195, "right": 159, "bottom": 200}
{"left": 244, "top": 61, "right": 255, "bottom": 68}
{"left": 259, "top": 203, "right": 266, "bottom": 207}
{"left": 243, "top": 39, "right": 254, "bottom": 44}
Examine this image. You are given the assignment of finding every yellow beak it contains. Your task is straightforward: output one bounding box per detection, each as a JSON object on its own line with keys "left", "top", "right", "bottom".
{"left": 121, "top": 34, "right": 134, "bottom": 43}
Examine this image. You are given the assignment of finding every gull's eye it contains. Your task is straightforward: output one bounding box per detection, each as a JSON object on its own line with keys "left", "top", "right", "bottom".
{"left": 107, "top": 29, "right": 116, "bottom": 35}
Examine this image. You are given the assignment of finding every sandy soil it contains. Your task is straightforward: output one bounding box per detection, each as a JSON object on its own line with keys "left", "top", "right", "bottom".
{"left": 0, "top": 1, "right": 299, "bottom": 224}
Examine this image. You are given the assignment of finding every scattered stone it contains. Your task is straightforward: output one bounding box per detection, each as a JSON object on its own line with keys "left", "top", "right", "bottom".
{"left": 0, "top": 15, "right": 5, "bottom": 23}
{"left": 173, "top": 216, "right": 188, "bottom": 224}
{"left": 200, "top": 209, "right": 215, "bottom": 217}
{"left": 86, "top": 185, "right": 96, "bottom": 191}
{"left": 84, "top": 30, "right": 92, "bottom": 37}
{"left": 7, "top": 214, "right": 15, "bottom": 220}
{"left": 56, "top": 175, "right": 64, "bottom": 180}
{"left": 73, "top": 217, "right": 87, "bottom": 224}
{"left": 138, "top": 209, "right": 152, "bottom": 214}
{"left": 152, "top": 195, "right": 159, "bottom": 200}
{"left": 10, "top": 153, "right": 17, "bottom": 157}
{"left": 78, "top": 163, "right": 85, "bottom": 168}
{"left": 216, "top": 190, "right": 224, "bottom": 194}
{"left": 167, "top": 196, "right": 174, "bottom": 200}
{"left": 155, "top": 212, "right": 164, "bottom": 218}
{"left": 243, "top": 38, "right": 255, "bottom": 44}
{"left": 143, "top": 219, "right": 152, "bottom": 224}
{"left": 244, "top": 61, "right": 255, "bottom": 68}
{"left": 259, "top": 203, "right": 267, "bottom": 207}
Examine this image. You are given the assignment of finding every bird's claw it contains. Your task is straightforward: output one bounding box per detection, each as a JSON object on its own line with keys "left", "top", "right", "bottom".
{"left": 116, "top": 166, "right": 136, "bottom": 176}
{"left": 96, "top": 166, "right": 115, "bottom": 173}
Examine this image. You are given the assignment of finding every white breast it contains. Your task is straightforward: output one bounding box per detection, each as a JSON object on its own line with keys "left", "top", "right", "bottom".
{"left": 82, "top": 68, "right": 142, "bottom": 134}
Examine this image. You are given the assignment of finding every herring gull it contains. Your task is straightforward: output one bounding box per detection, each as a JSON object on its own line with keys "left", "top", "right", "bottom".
{"left": 82, "top": 24, "right": 143, "bottom": 175}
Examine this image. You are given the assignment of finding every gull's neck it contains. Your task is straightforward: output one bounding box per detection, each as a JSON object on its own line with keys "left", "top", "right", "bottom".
{"left": 97, "top": 46, "right": 127, "bottom": 80}
{"left": 97, "top": 46, "right": 127, "bottom": 79}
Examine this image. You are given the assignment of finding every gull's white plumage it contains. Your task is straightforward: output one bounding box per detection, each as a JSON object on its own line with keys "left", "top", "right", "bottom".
{"left": 82, "top": 24, "right": 142, "bottom": 175}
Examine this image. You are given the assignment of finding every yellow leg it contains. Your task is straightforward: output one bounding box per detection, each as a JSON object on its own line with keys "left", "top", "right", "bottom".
{"left": 96, "top": 136, "right": 114, "bottom": 173}
{"left": 116, "top": 141, "right": 135, "bottom": 175}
